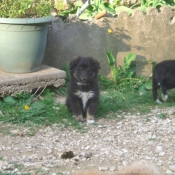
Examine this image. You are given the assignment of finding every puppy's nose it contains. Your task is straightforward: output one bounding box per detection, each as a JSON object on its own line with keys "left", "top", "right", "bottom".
{"left": 82, "top": 77, "right": 87, "bottom": 82}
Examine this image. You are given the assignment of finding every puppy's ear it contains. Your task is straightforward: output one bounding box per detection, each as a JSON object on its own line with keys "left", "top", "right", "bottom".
{"left": 70, "top": 57, "right": 81, "bottom": 70}
{"left": 92, "top": 59, "right": 101, "bottom": 69}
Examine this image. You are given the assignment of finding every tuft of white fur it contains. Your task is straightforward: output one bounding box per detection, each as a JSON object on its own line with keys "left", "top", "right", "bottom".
{"left": 87, "top": 120, "right": 95, "bottom": 124}
{"left": 161, "top": 94, "right": 168, "bottom": 101}
{"left": 74, "top": 90, "right": 95, "bottom": 109}
{"left": 156, "top": 99, "right": 162, "bottom": 104}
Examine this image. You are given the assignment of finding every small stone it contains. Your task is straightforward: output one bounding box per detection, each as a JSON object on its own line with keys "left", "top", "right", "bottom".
{"left": 2, "top": 164, "right": 14, "bottom": 170}
{"left": 159, "top": 152, "right": 165, "bottom": 156}
{"left": 65, "top": 159, "right": 70, "bottom": 163}
{"left": 84, "top": 152, "right": 92, "bottom": 159}
{"left": 157, "top": 162, "right": 162, "bottom": 166}
{"left": 155, "top": 146, "right": 163, "bottom": 153}
{"left": 152, "top": 135, "right": 156, "bottom": 139}
{"left": 166, "top": 170, "right": 172, "bottom": 174}
{"left": 47, "top": 149, "right": 53, "bottom": 154}
{"left": 109, "top": 166, "right": 116, "bottom": 171}
{"left": 122, "top": 149, "right": 128, "bottom": 153}
{"left": 98, "top": 125, "right": 107, "bottom": 128}
{"left": 13, "top": 168, "right": 19, "bottom": 172}
{"left": 82, "top": 158, "right": 86, "bottom": 161}
{"left": 169, "top": 165, "right": 175, "bottom": 172}
{"left": 99, "top": 167, "right": 108, "bottom": 171}
{"left": 2, "top": 165, "right": 7, "bottom": 170}
{"left": 168, "top": 110, "right": 175, "bottom": 115}
{"left": 122, "top": 161, "right": 128, "bottom": 166}
{"left": 7, "top": 147, "right": 12, "bottom": 150}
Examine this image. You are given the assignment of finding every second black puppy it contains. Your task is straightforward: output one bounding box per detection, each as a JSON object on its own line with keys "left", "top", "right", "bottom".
{"left": 152, "top": 60, "right": 175, "bottom": 104}
{"left": 66, "top": 56, "right": 100, "bottom": 123}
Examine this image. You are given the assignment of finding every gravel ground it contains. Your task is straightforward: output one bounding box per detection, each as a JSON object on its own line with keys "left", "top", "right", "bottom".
{"left": 0, "top": 106, "right": 175, "bottom": 175}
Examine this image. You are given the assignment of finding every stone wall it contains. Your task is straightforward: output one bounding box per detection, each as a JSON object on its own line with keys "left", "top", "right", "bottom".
{"left": 43, "top": 6, "right": 175, "bottom": 76}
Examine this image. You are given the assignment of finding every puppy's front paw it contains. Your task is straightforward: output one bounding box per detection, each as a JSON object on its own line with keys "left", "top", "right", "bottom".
{"left": 161, "top": 94, "right": 168, "bottom": 101}
{"left": 87, "top": 119, "right": 95, "bottom": 124}
{"left": 156, "top": 99, "right": 162, "bottom": 104}
{"left": 73, "top": 115, "right": 84, "bottom": 122}
{"left": 87, "top": 113, "right": 95, "bottom": 124}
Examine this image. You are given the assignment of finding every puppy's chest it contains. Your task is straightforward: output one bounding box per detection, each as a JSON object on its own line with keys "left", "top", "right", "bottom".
{"left": 74, "top": 90, "right": 95, "bottom": 109}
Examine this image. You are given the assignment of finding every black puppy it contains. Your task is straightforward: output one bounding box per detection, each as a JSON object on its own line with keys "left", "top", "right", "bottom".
{"left": 152, "top": 60, "right": 175, "bottom": 103}
{"left": 66, "top": 56, "right": 100, "bottom": 123}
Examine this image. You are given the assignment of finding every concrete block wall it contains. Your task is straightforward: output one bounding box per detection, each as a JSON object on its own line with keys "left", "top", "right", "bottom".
{"left": 43, "top": 6, "right": 175, "bottom": 77}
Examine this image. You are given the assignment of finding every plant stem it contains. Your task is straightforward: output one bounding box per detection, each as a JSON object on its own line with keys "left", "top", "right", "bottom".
{"left": 120, "top": 78, "right": 143, "bottom": 82}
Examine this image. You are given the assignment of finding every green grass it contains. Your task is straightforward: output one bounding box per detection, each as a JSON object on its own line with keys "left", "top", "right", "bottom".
{"left": 0, "top": 173, "right": 30, "bottom": 175}
{"left": 0, "top": 75, "right": 175, "bottom": 132}
{"left": 0, "top": 89, "right": 80, "bottom": 128}
{"left": 97, "top": 89, "right": 153, "bottom": 118}
{"left": 98, "top": 74, "right": 175, "bottom": 116}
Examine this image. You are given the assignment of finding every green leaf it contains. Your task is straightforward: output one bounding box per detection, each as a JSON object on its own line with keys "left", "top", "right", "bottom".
{"left": 98, "top": 4, "right": 107, "bottom": 11}
{"left": 3, "top": 96, "right": 17, "bottom": 105}
{"left": 137, "top": 6, "right": 147, "bottom": 12}
{"left": 74, "top": 1, "right": 83, "bottom": 7}
{"left": 140, "top": 0, "right": 147, "bottom": 6}
{"left": 139, "top": 85, "right": 147, "bottom": 96}
{"left": 106, "top": 51, "right": 115, "bottom": 66}
{"left": 79, "top": 10, "right": 95, "bottom": 20}
{"left": 59, "top": 8, "right": 77, "bottom": 16}
{"left": 126, "top": 71, "right": 134, "bottom": 78}
{"left": 94, "top": 0, "right": 102, "bottom": 8}
{"left": 123, "top": 53, "right": 136, "bottom": 70}
{"left": 115, "top": 6, "right": 132, "bottom": 15}
{"left": 153, "top": 0, "right": 160, "bottom": 7}
{"left": 103, "top": 2, "right": 116, "bottom": 14}
{"left": 145, "top": 81, "right": 152, "bottom": 90}
{"left": 106, "top": 51, "right": 118, "bottom": 83}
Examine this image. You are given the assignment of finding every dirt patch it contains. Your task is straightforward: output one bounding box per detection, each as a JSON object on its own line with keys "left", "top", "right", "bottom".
{"left": 0, "top": 106, "right": 175, "bottom": 175}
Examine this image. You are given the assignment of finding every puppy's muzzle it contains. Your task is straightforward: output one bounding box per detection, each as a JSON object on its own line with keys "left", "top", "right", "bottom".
{"left": 82, "top": 76, "right": 87, "bottom": 82}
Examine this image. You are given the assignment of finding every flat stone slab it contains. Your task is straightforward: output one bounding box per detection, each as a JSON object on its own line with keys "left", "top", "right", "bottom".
{"left": 0, "top": 65, "right": 66, "bottom": 97}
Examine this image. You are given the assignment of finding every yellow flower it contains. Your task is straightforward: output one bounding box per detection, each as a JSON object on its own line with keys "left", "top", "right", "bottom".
{"left": 108, "top": 29, "right": 112, "bottom": 34}
{"left": 24, "top": 105, "right": 30, "bottom": 110}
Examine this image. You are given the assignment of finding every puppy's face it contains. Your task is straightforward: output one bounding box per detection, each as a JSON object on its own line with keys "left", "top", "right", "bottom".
{"left": 70, "top": 56, "right": 100, "bottom": 83}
